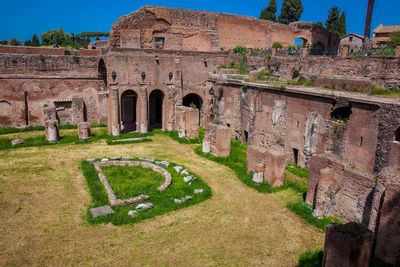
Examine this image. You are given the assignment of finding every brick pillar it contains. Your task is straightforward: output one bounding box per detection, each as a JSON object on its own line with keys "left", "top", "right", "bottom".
{"left": 43, "top": 107, "right": 57, "bottom": 121}
{"left": 110, "top": 88, "right": 120, "bottom": 137}
{"left": 341, "top": 45, "right": 350, "bottom": 57}
{"left": 322, "top": 223, "right": 373, "bottom": 267}
{"left": 45, "top": 119, "right": 60, "bottom": 142}
{"left": 140, "top": 86, "right": 148, "bottom": 133}
{"left": 264, "top": 149, "right": 286, "bottom": 187}
{"left": 78, "top": 122, "right": 92, "bottom": 140}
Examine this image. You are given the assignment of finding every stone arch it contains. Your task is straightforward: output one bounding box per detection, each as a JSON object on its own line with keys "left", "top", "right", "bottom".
{"left": 121, "top": 90, "right": 138, "bottom": 132}
{"left": 98, "top": 59, "right": 107, "bottom": 86}
{"left": 149, "top": 89, "right": 164, "bottom": 130}
{"left": 183, "top": 93, "right": 203, "bottom": 125}
{"left": 395, "top": 127, "right": 400, "bottom": 142}
{"left": 293, "top": 36, "right": 309, "bottom": 47}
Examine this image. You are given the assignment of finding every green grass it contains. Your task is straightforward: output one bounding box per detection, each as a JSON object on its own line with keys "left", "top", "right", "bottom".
{"left": 0, "top": 123, "right": 107, "bottom": 135}
{"left": 194, "top": 140, "right": 305, "bottom": 194}
{"left": 286, "top": 163, "right": 309, "bottom": 179}
{"left": 105, "top": 131, "right": 154, "bottom": 145}
{"left": 297, "top": 250, "right": 394, "bottom": 267}
{"left": 0, "top": 128, "right": 110, "bottom": 150}
{"left": 153, "top": 127, "right": 205, "bottom": 144}
{"left": 286, "top": 201, "right": 342, "bottom": 231}
{"left": 297, "top": 250, "right": 323, "bottom": 267}
{"left": 81, "top": 159, "right": 212, "bottom": 225}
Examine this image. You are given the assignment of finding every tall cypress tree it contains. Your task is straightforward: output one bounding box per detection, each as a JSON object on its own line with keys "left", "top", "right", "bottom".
{"left": 325, "top": 7, "right": 346, "bottom": 37}
{"left": 278, "top": 0, "right": 303, "bottom": 24}
{"left": 32, "top": 34, "right": 40, "bottom": 46}
{"left": 259, "top": 0, "right": 277, "bottom": 22}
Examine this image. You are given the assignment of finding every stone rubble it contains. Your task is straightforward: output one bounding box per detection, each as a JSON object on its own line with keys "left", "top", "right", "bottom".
{"left": 101, "top": 158, "right": 109, "bottom": 163}
{"left": 128, "top": 210, "right": 139, "bottom": 217}
{"left": 110, "top": 157, "right": 120, "bottom": 160}
{"left": 90, "top": 206, "right": 114, "bottom": 219}
{"left": 136, "top": 202, "right": 154, "bottom": 211}
{"left": 181, "top": 169, "right": 189, "bottom": 176}
{"left": 86, "top": 158, "right": 97, "bottom": 163}
{"left": 173, "top": 198, "right": 182, "bottom": 204}
{"left": 155, "top": 160, "right": 170, "bottom": 168}
{"left": 181, "top": 195, "right": 193, "bottom": 202}
{"left": 252, "top": 172, "right": 264, "bottom": 184}
{"left": 194, "top": 189, "right": 204, "bottom": 194}
{"left": 121, "top": 156, "right": 133, "bottom": 160}
{"left": 139, "top": 157, "right": 155, "bottom": 163}
{"left": 174, "top": 166, "right": 183, "bottom": 173}
{"left": 11, "top": 139, "right": 24, "bottom": 146}
{"left": 184, "top": 175, "right": 194, "bottom": 183}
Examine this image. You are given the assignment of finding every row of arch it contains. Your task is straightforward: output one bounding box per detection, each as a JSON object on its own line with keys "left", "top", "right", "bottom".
{"left": 120, "top": 90, "right": 203, "bottom": 133}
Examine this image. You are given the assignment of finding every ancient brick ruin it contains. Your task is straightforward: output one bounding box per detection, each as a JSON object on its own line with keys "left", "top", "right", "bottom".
{"left": 0, "top": 5, "right": 399, "bottom": 265}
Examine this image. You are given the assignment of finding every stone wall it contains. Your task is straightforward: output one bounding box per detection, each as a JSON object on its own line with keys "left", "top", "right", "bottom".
{"left": 109, "top": 6, "right": 338, "bottom": 51}
{"left": 0, "top": 54, "right": 106, "bottom": 127}
{"left": 0, "top": 45, "right": 66, "bottom": 56}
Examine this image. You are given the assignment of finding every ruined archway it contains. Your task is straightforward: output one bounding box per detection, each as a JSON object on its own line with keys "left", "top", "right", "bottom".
{"left": 149, "top": 89, "right": 164, "bottom": 130}
{"left": 294, "top": 38, "right": 307, "bottom": 48}
{"left": 183, "top": 93, "right": 203, "bottom": 124}
{"left": 121, "top": 90, "right": 137, "bottom": 132}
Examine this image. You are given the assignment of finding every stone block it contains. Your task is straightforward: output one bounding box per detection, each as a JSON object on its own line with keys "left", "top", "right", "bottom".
{"left": 202, "top": 139, "right": 211, "bottom": 153}
{"left": 252, "top": 172, "right": 263, "bottom": 184}
{"left": 43, "top": 107, "right": 57, "bottom": 121}
{"left": 204, "top": 123, "right": 231, "bottom": 157}
{"left": 78, "top": 122, "right": 91, "bottom": 140}
{"left": 322, "top": 222, "right": 373, "bottom": 267}
{"left": 246, "top": 145, "right": 268, "bottom": 173}
{"left": 11, "top": 139, "right": 24, "bottom": 146}
{"left": 176, "top": 106, "right": 199, "bottom": 139}
{"left": 374, "top": 184, "right": 400, "bottom": 266}
{"left": 45, "top": 119, "right": 59, "bottom": 142}
{"left": 264, "top": 148, "right": 286, "bottom": 187}
{"left": 306, "top": 155, "right": 329, "bottom": 205}
{"left": 90, "top": 205, "right": 114, "bottom": 219}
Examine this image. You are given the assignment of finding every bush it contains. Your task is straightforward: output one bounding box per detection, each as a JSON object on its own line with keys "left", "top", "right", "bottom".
{"left": 272, "top": 42, "right": 283, "bottom": 48}
{"left": 233, "top": 45, "right": 246, "bottom": 55}
{"left": 297, "top": 250, "right": 323, "bottom": 267}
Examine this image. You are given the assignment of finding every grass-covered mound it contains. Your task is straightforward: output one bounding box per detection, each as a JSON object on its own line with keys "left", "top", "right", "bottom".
{"left": 81, "top": 158, "right": 212, "bottom": 225}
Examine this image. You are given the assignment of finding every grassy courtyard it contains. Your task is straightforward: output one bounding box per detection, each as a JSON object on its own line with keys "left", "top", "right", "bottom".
{"left": 0, "top": 129, "right": 324, "bottom": 266}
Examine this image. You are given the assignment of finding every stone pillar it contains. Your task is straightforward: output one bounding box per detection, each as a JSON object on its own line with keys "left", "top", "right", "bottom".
{"left": 204, "top": 123, "right": 231, "bottom": 157}
{"left": 272, "top": 48, "right": 277, "bottom": 57}
{"left": 71, "top": 97, "right": 85, "bottom": 125}
{"left": 313, "top": 167, "right": 334, "bottom": 218}
{"left": 264, "top": 148, "right": 286, "bottom": 187}
{"left": 110, "top": 88, "right": 120, "bottom": 137}
{"left": 176, "top": 106, "right": 199, "bottom": 139}
{"left": 322, "top": 223, "right": 373, "bottom": 267}
{"left": 140, "top": 87, "right": 148, "bottom": 134}
{"left": 396, "top": 45, "right": 400, "bottom": 57}
{"left": 246, "top": 145, "right": 267, "bottom": 173}
{"left": 45, "top": 119, "right": 59, "bottom": 142}
{"left": 341, "top": 45, "right": 350, "bottom": 57}
{"left": 202, "top": 138, "right": 211, "bottom": 153}
{"left": 78, "top": 122, "right": 92, "bottom": 140}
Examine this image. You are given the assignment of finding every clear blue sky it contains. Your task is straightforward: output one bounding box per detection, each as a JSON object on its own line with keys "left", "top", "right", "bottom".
{"left": 1, "top": 0, "right": 399, "bottom": 42}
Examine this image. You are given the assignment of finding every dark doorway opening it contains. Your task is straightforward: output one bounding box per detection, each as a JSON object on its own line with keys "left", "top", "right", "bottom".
{"left": 98, "top": 59, "right": 107, "bottom": 85}
{"left": 293, "top": 148, "right": 299, "bottom": 165}
{"left": 183, "top": 93, "right": 203, "bottom": 124}
{"left": 395, "top": 127, "right": 400, "bottom": 142}
{"left": 331, "top": 106, "right": 352, "bottom": 122}
{"left": 149, "top": 89, "right": 164, "bottom": 130}
{"left": 121, "top": 90, "right": 137, "bottom": 132}
{"left": 244, "top": 130, "right": 249, "bottom": 144}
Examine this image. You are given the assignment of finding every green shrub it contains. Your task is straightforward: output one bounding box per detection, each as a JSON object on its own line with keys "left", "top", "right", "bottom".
{"left": 233, "top": 45, "right": 246, "bottom": 55}
{"left": 272, "top": 42, "right": 283, "bottom": 48}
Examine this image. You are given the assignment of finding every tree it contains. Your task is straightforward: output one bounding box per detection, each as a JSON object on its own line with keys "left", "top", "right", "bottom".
{"left": 32, "top": 34, "right": 40, "bottom": 46}
{"left": 40, "top": 28, "right": 70, "bottom": 46}
{"left": 315, "top": 21, "right": 324, "bottom": 28}
{"left": 325, "top": 6, "right": 346, "bottom": 37}
{"left": 8, "top": 38, "right": 22, "bottom": 46}
{"left": 259, "top": 0, "right": 277, "bottom": 22}
{"left": 278, "top": 0, "right": 303, "bottom": 24}
{"left": 364, "top": 0, "right": 375, "bottom": 44}
{"left": 389, "top": 31, "right": 400, "bottom": 46}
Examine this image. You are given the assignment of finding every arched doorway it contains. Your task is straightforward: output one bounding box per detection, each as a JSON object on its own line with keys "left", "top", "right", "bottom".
{"left": 98, "top": 59, "right": 107, "bottom": 86}
{"left": 183, "top": 93, "right": 203, "bottom": 124}
{"left": 294, "top": 38, "right": 307, "bottom": 48}
{"left": 149, "top": 89, "right": 164, "bottom": 130}
{"left": 121, "top": 90, "right": 137, "bottom": 132}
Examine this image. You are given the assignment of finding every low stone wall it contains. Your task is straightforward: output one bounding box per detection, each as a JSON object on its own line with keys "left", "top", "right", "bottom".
{"left": 79, "top": 49, "right": 102, "bottom": 57}
{"left": 0, "top": 45, "right": 66, "bottom": 56}
{"left": 176, "top": 106, "right": 199, "bottom": 139}
{"left": 203, "top": 122, "right": 231, "bottom": 157}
